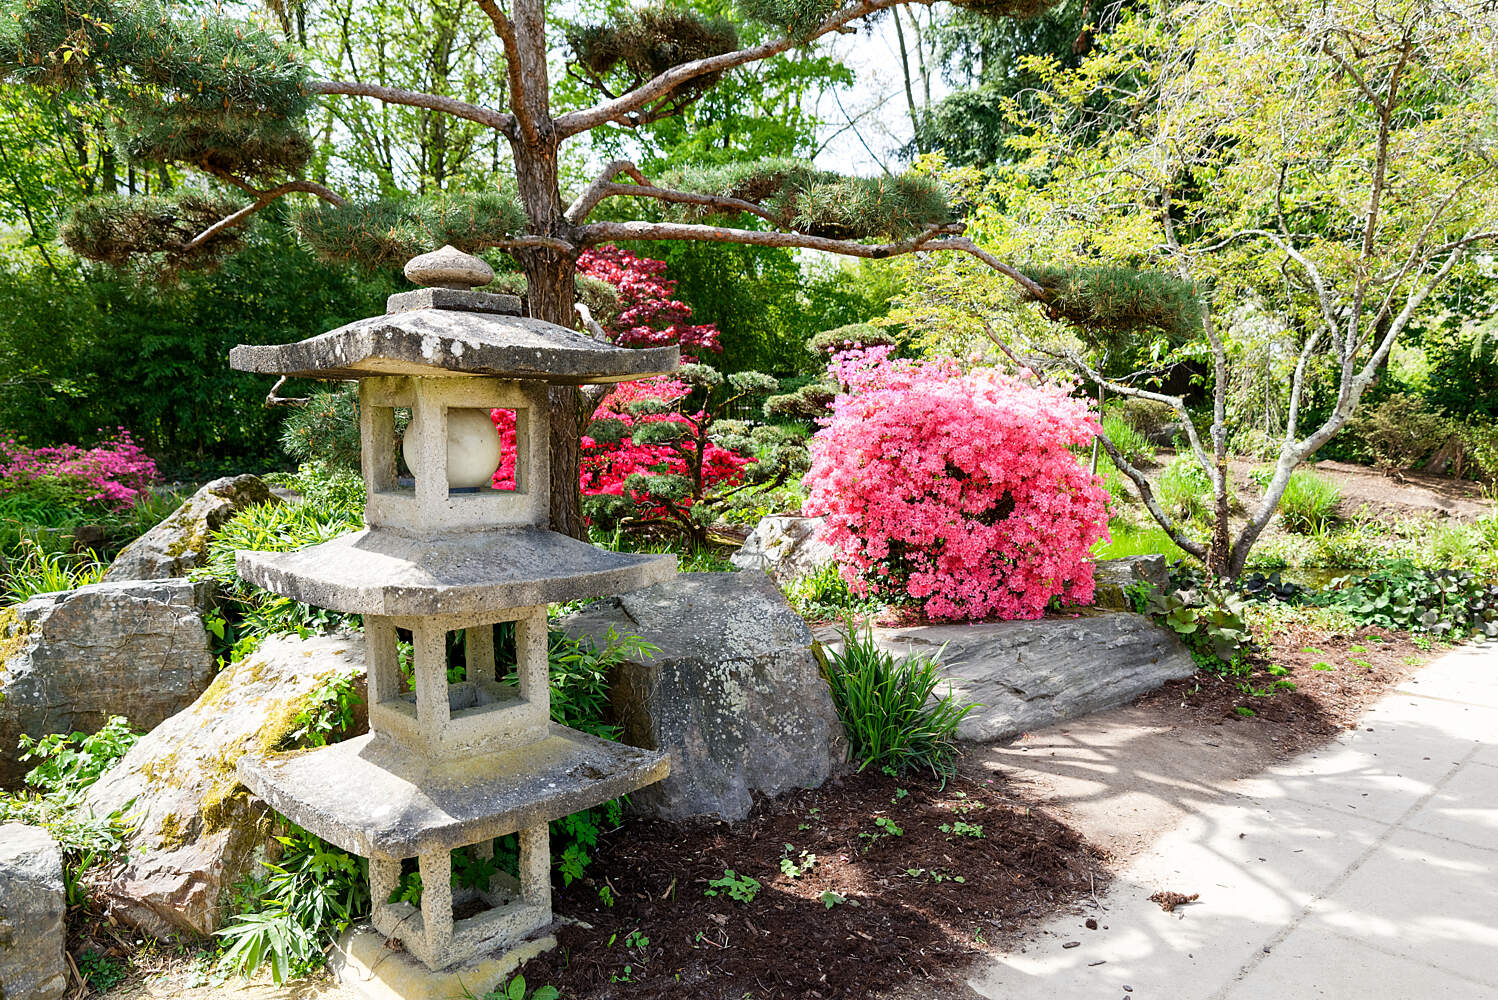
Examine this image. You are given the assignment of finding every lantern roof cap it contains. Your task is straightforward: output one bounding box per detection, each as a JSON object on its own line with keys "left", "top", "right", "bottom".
{"left": 228, "top": 246, "right": 678, "bottom": 383}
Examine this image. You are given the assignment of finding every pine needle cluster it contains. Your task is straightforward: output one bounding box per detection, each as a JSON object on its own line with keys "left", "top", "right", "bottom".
{"left": 663, "top": 156, "right": 952, "bottom": 240}
{"left": 293, "top": 192, "right": 528, "bottom": 268}
{"left": 806, "top": 322, "right": 896, "bottom": 354}
{"left": 1, "top": 0, "right": 309, "bottom": 177}
{"left": 1021, "top": 263, "right": 1203, "bottom": 345}
{"left": 568, "top": 4, "right": 738, "bottom": 102}
{"left": 60, "top": 192, "right": 247, "bottom": 272}
{"left": 736, "top": 0, "right": 842, "bottom": 38}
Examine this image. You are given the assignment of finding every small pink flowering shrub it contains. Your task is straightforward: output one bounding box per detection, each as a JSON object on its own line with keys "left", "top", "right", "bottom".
{"left": 805, "top": 349, "right": 1110, "bottom": 621}
{"left": 0, "top": 429, "right": 159, "bottom": 510}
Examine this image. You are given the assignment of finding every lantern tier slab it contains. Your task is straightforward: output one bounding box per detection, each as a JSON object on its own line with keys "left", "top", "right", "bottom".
{"left": 235, "top": 527, "right": 676, "bottom": 617}
{"left": 237, "top": 726, "right": 669, "bottom": 860}
{"left": 228, "top": 303, "right": 678, "bottom": 382}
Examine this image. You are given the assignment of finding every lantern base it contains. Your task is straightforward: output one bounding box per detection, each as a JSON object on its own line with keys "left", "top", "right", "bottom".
{"left": 329, "top": 920, "right": 556, "bottom": 1000}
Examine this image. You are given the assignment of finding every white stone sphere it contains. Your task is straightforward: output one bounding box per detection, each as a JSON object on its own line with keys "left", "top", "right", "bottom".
{"left": 403, "top": 407, "right": 503, "bottom": 489}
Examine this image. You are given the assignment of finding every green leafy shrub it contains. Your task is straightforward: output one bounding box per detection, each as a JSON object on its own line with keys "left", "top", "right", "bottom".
{"left": 2, "top": 540, "right": 106, "bottom": 603}
{"left": 1144, "top": 582, "right": 1253, "bottom": 672}
{"left": 785, "top": 561, "right": 882, "bottom": 621}
{"left": 1278, "top": 469, "right": 1341, "bottom": 534}
{"left": 1112, "top": 398, "right": 1175, "bottom": 439}
{"left": 1344, "top": 393, "right": 1452, "bottom": 471}
{"left": 819, "top": 621, "right": 974, "bottom": 777}
{"left": 1311, "top": 562, "right": 1498, "bottom": 639}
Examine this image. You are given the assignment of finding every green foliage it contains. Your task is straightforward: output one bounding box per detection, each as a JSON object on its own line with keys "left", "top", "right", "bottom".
{"left": 76, "top": 950, "right": 127, "bottom": 992}
{"left": 2, "top": 539, "right": 106, "bottom": 603}
{"left": 1144, "top": 584, "right": 1252, "bottom": 672}
{"left": 737, "top": 0, "right": 840, "bottom": 37}
{"left": 528, "top": 628, "right": 659, "bottom": 741}
{"left": 1093, "top": 523, "right": 1190, "bottom": 562}
{"left": 661, "top": 157, "right": 951, "bottom": 240}
{"left": 1309, "top": 563, "right": 1498, "bottom": 640}
{"left": 819, "top": 621, "right": 974, "bottom": 778}
{"left": 805, "top": 322, "right": 896, "bottom": 356}
{"left": 279, "top": 386, "right": 361, "bottom": 471}
{"left": 294, "top": 192, "right": 528, "bottom": 269}
{"left": 201, "top": 465, "right": 365, "bottom": 640}
{"left": 704, "top": 869, "right": 761, "bottom": 903}
{"left": 785, "top": 561, "right": 882, "bottom": 621}
{"left": 0, "top": 717, "right": 139, "bottom": 907}
{"left": 1155, "top": 455, "right": 1211, "bottom": 526}
{"left": 61, "top": 192, "right": 249, "bottom": 273}
{"left": 215, "top": 826, "right": 370, "bottom": 985}
{"left": 1100, "top": 413, "right": 1154, "bottom": 467}
{"left": 569, "top": 4, "right": 738, "bottom": 101}
{"left": 1020, "top": 264, "right": 1203, "bottom": 345}
{"left": 1343, "top": 393, "right": 1452, "bottom": 472}
{"left": 1277, "top": 469, "right": 1341, "bottom": 534}
{"left": 0, "top": 223, "right": 399, "bottom": 477}
{"left": 487, "top": 976, "right": 561, "bottom": 1000}
{"left": 762, "top": 380, "right": 836, "bottom": 420}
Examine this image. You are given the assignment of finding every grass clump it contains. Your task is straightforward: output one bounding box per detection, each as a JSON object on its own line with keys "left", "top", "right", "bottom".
{"left": 1156, "top": 455, "right": 1212, "bottom": 526}
{"left": 819, "top": 620, "right": 974, "bottom": 778}
{"left": 1278, "top": 469, "right": 1341, "bottom": 534}
{"left": 2, "top": 541, "right": 107, "bottom": 603}
{"left": 1100, "top": 413, "right": 1155, "bottom": 467}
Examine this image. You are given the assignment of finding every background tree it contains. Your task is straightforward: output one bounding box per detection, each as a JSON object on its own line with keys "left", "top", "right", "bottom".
{"left": 890, "top": 0, "right": 1498, "bottom": 578}
{"left": 0, "top": 0, "right": 1187, "bottom": 536}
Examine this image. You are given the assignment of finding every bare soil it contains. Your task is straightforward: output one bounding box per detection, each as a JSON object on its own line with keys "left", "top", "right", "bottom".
{"left": 1228, "top": 457, "right": 1491, "bottom": 522}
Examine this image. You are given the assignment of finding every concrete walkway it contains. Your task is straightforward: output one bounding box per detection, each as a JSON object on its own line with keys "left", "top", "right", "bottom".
{"left": 969, "top": 644, "right": 1498, "bottom": 1000}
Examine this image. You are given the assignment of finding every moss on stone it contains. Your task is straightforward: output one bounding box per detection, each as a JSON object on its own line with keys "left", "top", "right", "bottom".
{"left": 0, "top": 606, "right": 32, "bottom": 667}
{"left": 156, "top": 811, "right": 190, "bottom": 851}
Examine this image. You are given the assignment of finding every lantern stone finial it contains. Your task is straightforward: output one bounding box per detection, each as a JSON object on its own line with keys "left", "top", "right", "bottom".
{"left": 404, "top": 244, "right": 495, "bottom": 290}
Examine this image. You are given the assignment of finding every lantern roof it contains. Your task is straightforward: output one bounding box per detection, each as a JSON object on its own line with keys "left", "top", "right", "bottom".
{"left": 228, "top": 245, "right": 678, "bottom": 383}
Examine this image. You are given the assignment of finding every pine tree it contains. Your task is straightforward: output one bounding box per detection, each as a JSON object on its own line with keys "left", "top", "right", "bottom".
{"left": 0, "top": 0, "right": 1192, "bottom": 535}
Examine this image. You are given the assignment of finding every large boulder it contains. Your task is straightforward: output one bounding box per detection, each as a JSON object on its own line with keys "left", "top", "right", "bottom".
{"left": 0, "top": 823, "right": 66, "bottom": 1000}
{"left": 560, "top": 572, "right": 845, "bottom": 822}
{"left": 729, "top": 514, "right": 835, "bottom": 584}
{"left": 1092, "top": 554, "right": 1171, "bottom": 609}
{"left": 820, "top": 611, "right": 1195, "bottom": 743}
{"left": 82, "top": 631, "right": 367, "bottom": 938}
{"left": 1, "top": 579, "right": 216, "bottom": 787}
{"left": 103, "top": 475, "right": 277, "bottom": 582}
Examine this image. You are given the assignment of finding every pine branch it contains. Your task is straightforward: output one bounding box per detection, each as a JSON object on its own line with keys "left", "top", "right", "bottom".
{"left": 473, "top": 0, "right": 539, "bottom": 145}
{"left": 554, "top": 0, "right": 918, "bottom": 137}
{"left": 580, "top": 218, "right": 962, "bottom": 257}
{"left": 308, "top": 79, "right": 514, "bottom": 134}
{"left": 186, "top": 179, "right": 347, "bottom": 251}
{"left": 569, "top": 164, "right": 784, "bottom": 227}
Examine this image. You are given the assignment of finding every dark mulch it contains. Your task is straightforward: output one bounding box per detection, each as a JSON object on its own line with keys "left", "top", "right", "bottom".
{"left": 1138, "top": 622, "right": 1434, "bottom": 755}
{"left": 520, "top": 769, "right": 1107, "bottom": 1000}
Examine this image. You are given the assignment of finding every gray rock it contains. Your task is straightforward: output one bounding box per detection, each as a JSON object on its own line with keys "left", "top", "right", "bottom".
{"left": 560, "top": 572, "right": 845, "bottom": 822}
{"left": 0, "top": 823, "right": 66, "bottom": 1000}
{"left": 1092, "top": 554, "right": 1170, "bottom": 610}
{"left": 823, "top": 612, "right": 1195, "bottom": 743}
{"left": 81, "top": 631, "right": 368, "bottom": 938}
{"left": 729, "top": 514, "right": 836, "bottom": 584}
{"left": 103, "top": 475, "right": 277, "bottom": 582}
{"left": 1, "top": 579, "right": 216, "bottom": 788}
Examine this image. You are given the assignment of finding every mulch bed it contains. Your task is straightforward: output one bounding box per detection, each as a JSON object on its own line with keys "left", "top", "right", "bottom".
{"left": 1138, "top": 622, "right": 1433, "bottom": 755}
{"left": 519, "top": 769, "right": 1107, "bottom": 1000}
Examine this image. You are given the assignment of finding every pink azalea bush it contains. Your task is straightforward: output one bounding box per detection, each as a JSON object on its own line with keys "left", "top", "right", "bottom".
{"left": 804, "top": 348, "right": 1110, "bottom": 621}
{"left": 0, "top": 429, "right": 159, "bottom": 510}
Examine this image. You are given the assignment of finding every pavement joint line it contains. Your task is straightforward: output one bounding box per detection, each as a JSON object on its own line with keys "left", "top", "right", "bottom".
{"left": 1309, "top": 924, "right": 1498, "bottom": 991}
{"left": 1205, "top": 737, "right": 1484, "bottom": 1000}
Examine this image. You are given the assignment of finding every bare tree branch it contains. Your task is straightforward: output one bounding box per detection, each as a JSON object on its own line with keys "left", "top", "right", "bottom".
{"left": 580, "top": 218, "right": 963, "bottom": 257}
{"left": 185, "top": 179, "right": 347, "bottom": 251}
{"left": 309, "top": 79, "right": 515, "bottom": 134}
{"left": 473, "top": 0, "right": 540, "bottom": 145}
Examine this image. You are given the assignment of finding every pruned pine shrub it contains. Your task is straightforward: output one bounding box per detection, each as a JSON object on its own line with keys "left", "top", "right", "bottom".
{"left": 820, "top": 621, "right": 974, "bottom": 778}
{"left": 1278, "top": 469, "right": 1341, "bottom": 534}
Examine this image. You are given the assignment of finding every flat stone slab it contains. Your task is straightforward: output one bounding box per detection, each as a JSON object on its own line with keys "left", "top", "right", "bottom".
{"left": 237, "top": 527, "right": 676, "bottom": 617}
{"left": 229, "top": 307, "right": 678, "bottom": 383}
{"left": 238, "top": 725, "right": 669, "bottom": 860}
{"left": 820, "top": 611, "right": 1195, "bottom": 743}
{"left": 330, "top": 920, "right": 556, "bottom": 1000}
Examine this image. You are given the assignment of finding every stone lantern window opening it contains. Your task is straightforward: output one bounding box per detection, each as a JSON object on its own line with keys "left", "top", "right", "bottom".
{"left": 361, "top": 377, "right": 546, "bottom": 531}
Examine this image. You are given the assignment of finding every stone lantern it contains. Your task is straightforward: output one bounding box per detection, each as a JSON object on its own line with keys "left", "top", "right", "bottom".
{"left": 228, "top": 246, "right": 674, "bottom": 977}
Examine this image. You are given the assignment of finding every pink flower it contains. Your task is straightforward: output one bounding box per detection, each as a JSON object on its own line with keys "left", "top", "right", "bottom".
{"left": 804, "top": 354, "right": 1110, "bottom": 621}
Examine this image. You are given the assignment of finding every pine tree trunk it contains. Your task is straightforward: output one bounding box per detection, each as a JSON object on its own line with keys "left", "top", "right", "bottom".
{"left": 511, "top": 136, "right": 586, "bottom": 539}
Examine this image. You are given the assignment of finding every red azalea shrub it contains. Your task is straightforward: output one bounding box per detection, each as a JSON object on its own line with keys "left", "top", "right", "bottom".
{"left": 804, "top": 348, "right": 1110, "bottom": 621}
{"left": 581, "top": 376, "right": 751, "bottom": 514}
{"left": 576, "top": 246, "right": 721, "bottom": 354}
{"left": 0, "top": 428, "right": 159, "bottom": 509}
